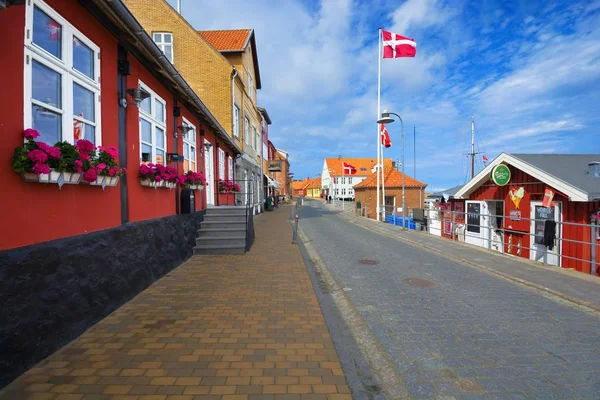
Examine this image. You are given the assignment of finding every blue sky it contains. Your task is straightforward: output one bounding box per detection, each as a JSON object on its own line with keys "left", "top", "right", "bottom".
{"left": 167, "top": 0, "right": 600, "bottom": 192}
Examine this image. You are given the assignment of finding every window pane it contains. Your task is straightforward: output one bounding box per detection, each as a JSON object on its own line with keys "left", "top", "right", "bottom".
{"left": 156, "top": 149, "right": 165, "bottom": 165}
{"left": 140, "top": 91, "right": 151, "bottom": 114}
{"left": 73, "top": 119, "right": 94, "bottom": 144}
{"left": 164, "top": 45, "right": 173, "bottom": 63}
{"left": 33, "top": 60, "right": 61, "bottom": 108}
{"left": 191, "top": 161, "right": 196, "bottom": 172}
{"left": 73, "top": 83, "right": 94, "bottom": 122}
{"left": 191, "top": 147, "right": 196, "bottom": 161}
{"left": 154, "top": 99, "right": 164, "bottom": 121}
{"left": 141, "top": 143, "right": 152, "bottom": 163}
{"left": 155, "top": 127, "right": 165, "bottom": 149}
{"left": 33, "top": 6, "right": 61, "bottom": 59}
{"left": 32, "top": 104, "right": 61, "bottom": 144}
{"left": 183, "top": 160, "right": 189, "bottom": 171}
{"left": 183, "top": 144, "right": 189, "bottom": 158}
{"left": 153, "top": 33, "right": 161, "bottom": 42}
{"left": 73, "top": 37, "right": 94, "bottom": 79}
{"left": 164, "top": 34, "right": 172, "bottom": 44}
{"left": 141, "top": 119, "right": 152, "bottom": 143}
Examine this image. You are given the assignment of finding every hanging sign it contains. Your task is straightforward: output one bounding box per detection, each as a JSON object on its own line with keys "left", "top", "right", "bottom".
{"left": 491, "top": 164, "right": 511, "bottom": 186}
{"left": 542, "top": 187, "right": 554, "bottom": 208}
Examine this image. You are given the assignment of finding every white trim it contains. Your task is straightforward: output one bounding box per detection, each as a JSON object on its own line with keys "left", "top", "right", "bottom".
{"left": 454, "top": 153, "right": 590, "bottom": 202}
{"left": 244, "top": 115, "right": 250, "bottom": 147}
{"left": 233, "top": 104, "right": 240, "bottom": 137}
{"left": 138, "top": 80, "right": 167, "bottom": 165}
{"left": 228, "top": 155, "right": 234, "bottom": 180}
{"left": 24, "top": 0, "right": 101, "bottom": 145}
{"left": 182, "top": 116, "right": 197, "bottom": 172}
{"left": 218, "top": 148, "right": 225, "bottom": 180}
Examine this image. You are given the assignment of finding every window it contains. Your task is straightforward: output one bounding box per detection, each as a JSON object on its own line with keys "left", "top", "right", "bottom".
{"left": 233, "top": 105, "right": 240, "bottom": 137}
{"left": 152, "top": 32, "right": 173, "bottom": 64}
{"left": 252, "top": 126, "right": 258, "bottom": 153}
{"left": 342, "top": 189, "right": 346, "bottom": 195}
{"left": 218, "top": 148, "right": 225, "bottom": 180}
{"left": 335, "top": 189, "right": 339, "bottom": 195}
{"left": 244, "top": 116, "right": 250, "bottom": 147}
{"left": 138, "top": 81, "right": 166, "bottom": 165}
{"left": 247, "top": 70, "right": 253, "bottom": 101}
{"left": 25, "top": 0, "right": 101, "bottom": 145}
{"left": 182, "top": 117, "right": 196, "bottom": 172}
{"left": 228, "top": 156, "right": 233, "bottom": 180}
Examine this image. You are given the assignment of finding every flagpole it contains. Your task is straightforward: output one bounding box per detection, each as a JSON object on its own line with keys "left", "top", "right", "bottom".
{"left": 340, "top": 156, "right": 345, "bottom": 211}
{"left": 376, "top": 27, "right": 382, "bottom": 221}
{"left": 382, "top": 143, "right": 386, "bottom": 219}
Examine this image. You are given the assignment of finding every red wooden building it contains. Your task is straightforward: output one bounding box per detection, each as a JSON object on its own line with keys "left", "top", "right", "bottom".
{"left": 0, "top": 0, "right": 239, "bottom": 387}
{"left": 447, "top": 153, "right": 600, "bottom": 275}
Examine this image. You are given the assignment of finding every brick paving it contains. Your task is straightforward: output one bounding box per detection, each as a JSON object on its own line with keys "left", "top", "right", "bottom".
{"left": 0, "top": 206, "right": 351, "bottom": 400}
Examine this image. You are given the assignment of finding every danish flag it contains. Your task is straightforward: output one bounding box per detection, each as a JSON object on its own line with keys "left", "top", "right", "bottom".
{"left": 382, "top": 30, "right": 416, "bottom": 58}
{"left": 380, "top": 124, "right": 391, "bottom": 148}
{"left": 342, "top": 162, "right": 357, "bottom": 175}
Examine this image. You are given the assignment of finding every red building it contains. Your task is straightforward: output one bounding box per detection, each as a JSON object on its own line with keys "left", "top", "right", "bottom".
{"left": 446, "top": 153, "right": 600, "bottom": 275}
{"left": 0, "top": 0, "right": 239, "bottom": 388}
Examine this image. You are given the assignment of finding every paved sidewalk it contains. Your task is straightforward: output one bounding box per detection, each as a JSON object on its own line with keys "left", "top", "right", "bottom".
{"left": 327, "top": 201, "right": 600, "bottom": 312}
{"left": 0, "top": 206, "right": 351, "bottom": 400}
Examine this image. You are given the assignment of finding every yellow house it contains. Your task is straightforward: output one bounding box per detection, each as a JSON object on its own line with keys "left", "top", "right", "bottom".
{"left": 123, "top": 0, "right": 265, "bottom": 209}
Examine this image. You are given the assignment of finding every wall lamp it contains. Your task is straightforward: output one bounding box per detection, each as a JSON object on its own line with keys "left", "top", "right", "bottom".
{"left": 167, "top": 152, "right": 183, "bottom": 163}
{"left": 120, "top": 87, "right": 151, "bottom": 108}
{"left": 175, "top": 124, "right": 193, "bottom": 138}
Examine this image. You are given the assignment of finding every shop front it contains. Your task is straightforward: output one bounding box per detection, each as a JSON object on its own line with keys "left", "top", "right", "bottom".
{"left": 452, "top": 153, "right": 600, "bottom": 274}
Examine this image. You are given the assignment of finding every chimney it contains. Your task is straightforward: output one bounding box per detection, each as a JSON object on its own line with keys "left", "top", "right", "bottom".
{"left": 589, "top": 162, "right": 600, "bottom": 178}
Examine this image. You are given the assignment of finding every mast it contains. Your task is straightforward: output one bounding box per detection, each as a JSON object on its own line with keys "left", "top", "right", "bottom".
{"left": 470, "top": 116, "right": 475, "bottom": 180}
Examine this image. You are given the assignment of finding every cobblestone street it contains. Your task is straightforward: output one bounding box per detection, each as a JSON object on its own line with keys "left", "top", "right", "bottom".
{"left": 299, "top": 200, "right": 600, "bottom": 399}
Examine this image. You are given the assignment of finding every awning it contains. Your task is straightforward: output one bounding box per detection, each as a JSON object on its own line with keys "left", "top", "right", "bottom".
{"left": 264, "top": 174, "right": 281, "bottom": 187}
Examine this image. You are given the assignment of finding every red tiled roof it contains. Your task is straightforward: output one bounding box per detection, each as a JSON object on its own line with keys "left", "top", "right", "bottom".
{"left": 309, "top": 177, "right": 322, "bottom": 189}
{"left": 354, "top": 167, "right": 427, "bottom": 189}
{"left": 325, "top": 158, "right": 393, "bottom": 176}
{"left": 292, "top": 179, "right": 311, "bottom": 190}
{"left": 198, "top": 29, "right": 251, "bottom": 51}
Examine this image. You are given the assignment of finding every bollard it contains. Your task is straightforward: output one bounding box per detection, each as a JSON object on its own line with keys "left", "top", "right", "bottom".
{"left": 292, "top": 214, "right": 299, "bottom": 244}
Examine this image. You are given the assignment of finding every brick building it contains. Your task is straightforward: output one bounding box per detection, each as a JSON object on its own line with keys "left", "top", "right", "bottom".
{"left": 354, "top": 167, "right": 427, "bottom": 219}
{"left": 273, "top": 148, "right": 291, "bottom": 196}
{"left": 123, "top": 1, "right": 265, "bottom": 210}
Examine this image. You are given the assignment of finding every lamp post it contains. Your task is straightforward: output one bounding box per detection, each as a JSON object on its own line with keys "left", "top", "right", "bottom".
{"left": 377, "top": 110, "right": 405, "bottom": 228}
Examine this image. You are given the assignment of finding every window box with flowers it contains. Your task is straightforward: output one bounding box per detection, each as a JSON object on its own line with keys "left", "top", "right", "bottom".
{"left": 85, "top": 145, "right": 126, "bottom": 189}
{"left": 180, "top": 171, "right": 206, "bottom": 190}
{"left": 218, "top": 179, "right": 241, "bottom": 194}
{"left": 138, "top": 163, "right": 178, "bottom": 189}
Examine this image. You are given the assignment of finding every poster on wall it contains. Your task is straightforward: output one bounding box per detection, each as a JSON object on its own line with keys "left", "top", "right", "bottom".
{"left": 443, "top": 218, "right": 452, "bottom": 234}
{"left": 454, "top": 202, "right": 465, "bottom": 223}
{"left": 467, "top": 203, "right": 481, "bottom": 233}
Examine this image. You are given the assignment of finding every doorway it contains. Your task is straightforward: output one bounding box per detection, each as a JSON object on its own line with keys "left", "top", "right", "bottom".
{"left": 204, "top": 140, "right": 214, "bottom": 206}
{"left": 530, "top": 201, "right": 562, "bottom": 266}
{"left": 486, "top": 200, "right": 504, "bottom": 253}
{"left": 465, "top": 200, "right": 488, "bottom": 248}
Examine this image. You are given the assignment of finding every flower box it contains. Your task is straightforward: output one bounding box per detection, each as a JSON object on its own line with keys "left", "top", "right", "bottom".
{"left": 188, "top": 184, "right": 204, "bottom": 191}
{"left": 165, "top": 182, "right": 177, "bottom": 189}
{"left": 88, "top": 175, "right": 119, "bottom": 189}
{"left": 140, "top": 178, "right": 165, "bottom": 188}
{"left": 62, "top": 172, "right": 82, "bottom": 185}
{"left": 21, "top": 168, "right": 62, "bottom": 184}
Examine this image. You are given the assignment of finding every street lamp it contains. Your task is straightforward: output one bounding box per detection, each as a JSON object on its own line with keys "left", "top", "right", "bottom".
{"left": 377, "top": 110, "right": 406, "bottom": 228}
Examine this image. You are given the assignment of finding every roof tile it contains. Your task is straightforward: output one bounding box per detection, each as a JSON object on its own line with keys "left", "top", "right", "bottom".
{"left": 325, "top": 158, "right": 393, "bottom": 176}
{"left": 198, "top": 29, "right": 251, "bottom": 51}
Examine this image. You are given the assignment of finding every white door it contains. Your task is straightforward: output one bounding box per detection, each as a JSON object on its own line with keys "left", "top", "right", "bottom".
{"left": 465, "top": 201, "right": 488, "bottom": 248}
{"left": 204, "top": 140, "right": 214, "bottom": 206}
{"left": 530, "top": 201, "right": 561, "bottom": 266}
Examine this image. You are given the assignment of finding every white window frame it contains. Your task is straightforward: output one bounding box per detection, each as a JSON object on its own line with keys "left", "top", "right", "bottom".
{"left": 138, "top": 80, "right": 167, "bottom": 165}
{"left": 244, "top": 116, "right": 250, "bottom": 147}
{"left": 252, "top": 125, "right": 258, "bottom": 154}
{"left": 233, "top": 104, "right": 240, "bottom": 137}
{"left": 228, "top": 155, "right": 234, "bottom": 180}
{"left": 182, "top": 116, "right": 196, "bottom": 172}
{"left": 218, "top": 148, "right": 226, "bottom": 180}
{"left": 247, "top": 68, "right": 254, "bottom": 101}
{"left": 24, "top": 0, "right": 102, "bottom": 145}
{"left": 152, "top": 32, "right": 173, "bottom": 64}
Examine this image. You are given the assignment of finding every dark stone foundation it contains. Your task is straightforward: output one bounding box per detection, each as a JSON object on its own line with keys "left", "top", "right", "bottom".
{"left": 0, "top": 211, "right": 204, "bottom": 388}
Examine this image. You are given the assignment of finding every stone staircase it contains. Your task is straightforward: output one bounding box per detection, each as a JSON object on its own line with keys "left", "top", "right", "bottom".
{"left": 193, "top": 206, "right": 247, "bottom": 255}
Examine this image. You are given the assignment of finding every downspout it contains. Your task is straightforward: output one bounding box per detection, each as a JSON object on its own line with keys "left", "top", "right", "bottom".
{"left": 173, "top": 97, "right": 180, "bottom": 214}
{"left": 231, "top": 67, "right": 238, "bottom": 182}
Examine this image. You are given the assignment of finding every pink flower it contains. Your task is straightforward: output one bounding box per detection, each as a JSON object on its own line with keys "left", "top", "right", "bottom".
{"left": 96, "top": 163, "right": 107, "bottom": 171}
{"left": 79, "top": 151, "right": 90, "bottom": 161}
{"left": 32, "top": 162, "right": 50, "bottom": 175}
{"left": 23, "top": 129, "right": 40, "bottom": 140}
{"left": 75, "top": 160, "right": 83, "bottom": 173}
{"left": 28, "top": 149, "right": 48, "bottom": 163}
{"left": 107, "top": 146, "right": 118, "bottom": 159}
{"left": 46, "top": 146, "right": 61, "bottom": 159}
{"left": 83, "top": 169, "right": 98, "bottom": 182}
{"left": 36, "top": 142, "right": 49, "bottom": 152}
{"left": 154, "top": 175, "right": 162, "bottom": 182}
{"left": 75, "top": 139, "right": 95, "bottom": 153}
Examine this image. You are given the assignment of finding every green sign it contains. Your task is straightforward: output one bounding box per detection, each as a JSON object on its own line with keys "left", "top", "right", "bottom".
{"left": 491, "top": 164, "right": 511, "bottom": 186}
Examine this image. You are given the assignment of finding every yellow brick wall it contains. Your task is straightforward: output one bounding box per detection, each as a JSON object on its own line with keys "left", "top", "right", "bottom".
{"left": 123, "top": 0, "right": 234, "bottom": 137}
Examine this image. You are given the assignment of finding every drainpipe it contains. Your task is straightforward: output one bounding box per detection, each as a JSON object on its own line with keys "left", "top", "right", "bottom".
{"left": 231, "top": 67, "right": 238, "bottom": 182}
{"left": 173, "top": 98, "right": 180, "bottom": 214}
